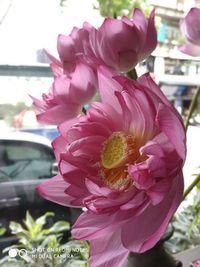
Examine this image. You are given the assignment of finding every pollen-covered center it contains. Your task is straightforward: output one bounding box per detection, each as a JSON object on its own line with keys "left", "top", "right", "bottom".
{"left": 101, "top": 132, "right": 130, "bottom": 169}
{"left": 100, "top": 132, "right": 139, "bottom": 190}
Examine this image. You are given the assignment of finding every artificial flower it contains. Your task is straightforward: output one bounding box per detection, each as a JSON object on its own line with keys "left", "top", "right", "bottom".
{"left": 37, "top": 66, "right": 186, "bottom": 267}
{"left": 89, "top": 9, "right": 157, "bottom": 72}
{"left": 32, "top": 62, "right": 96, "bottom": 125}
{"left": 179, "top": 7, "right": 200, "bottom": 56}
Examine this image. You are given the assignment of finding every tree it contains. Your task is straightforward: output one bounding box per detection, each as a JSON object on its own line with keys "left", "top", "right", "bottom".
{"left": 97, "top": 0, "right": 151, "bottom": 18}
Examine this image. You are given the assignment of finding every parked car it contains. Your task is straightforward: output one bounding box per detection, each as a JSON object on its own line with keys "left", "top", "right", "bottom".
{"left": 0, "top": 131, "right": 81, "bottom": 253}
{"left": 19, "top": 127, "right": 59, "bottom": 141}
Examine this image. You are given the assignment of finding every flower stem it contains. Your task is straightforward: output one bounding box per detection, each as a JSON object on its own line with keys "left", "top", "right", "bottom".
{"left": 185, "top": 86, "right": 200, "bottom": 131}
{"left": 127, "top": 68, "right": 138, "bottom": 80}
{"left": 182, "top": 173, "right": 200, "bottom": 201}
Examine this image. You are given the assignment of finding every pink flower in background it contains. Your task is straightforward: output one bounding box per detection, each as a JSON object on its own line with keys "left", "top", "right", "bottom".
{"left": 32, "top": 62, "right": 96, "bottom": 125}
{"left": 47, "top": 9, "right": 157, "bottom": 74}
{"left": 57, "top": 22, "right": 95, "bottom": 73}
{"left": 89, "top": 9, "right": 157, "bottom": 72}
{"left": 179, "top": 7, "right": 200, "bottom": 56}
{"left": 37, "top": 66, "right": 186, "bottom": 267}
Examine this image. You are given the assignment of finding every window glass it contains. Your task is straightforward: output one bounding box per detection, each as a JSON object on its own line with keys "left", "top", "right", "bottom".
{"left": 0, "top": 140, "right": 55, "bottom": 180}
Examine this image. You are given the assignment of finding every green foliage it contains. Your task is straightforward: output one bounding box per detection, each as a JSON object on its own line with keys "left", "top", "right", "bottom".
{"left": 0, "top": 211, "right": 89, "bottom": 267}
{"left": 166, "top": 190, "right": 200, "bottom": 254}
{"left": 0, "top": 225, "right": 6, "bottom": 236}
{"left": 97, "top": 0, "right": 151, "bottom": 18}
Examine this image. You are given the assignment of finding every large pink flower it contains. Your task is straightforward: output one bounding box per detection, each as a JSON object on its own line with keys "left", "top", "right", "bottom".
{"left": 179, "top": 8, "right": 200, "bottom": 56}
{"left": 37, "top": 66, "right": 185, "bottom": 267}
{"left": 32, "top": 62, "right": 96, "bottom": 125}
{"left": 89, "top": 9, "right": 157, "bottom": 72}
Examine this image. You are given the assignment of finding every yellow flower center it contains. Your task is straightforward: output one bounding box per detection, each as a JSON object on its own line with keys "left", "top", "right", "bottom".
{"left": 100, "top": 132, "right": 139, "bottom": 190}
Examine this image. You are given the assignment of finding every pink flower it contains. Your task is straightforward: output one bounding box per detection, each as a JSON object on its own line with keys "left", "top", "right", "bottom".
{"left": 89, "top": 9, "right": 157, "bottom": 72}
{"left": 32, "top": 62, "right": 96, "bottom": 125}
{"left": 43, "top": 22, "right": 96, "bottom": 75}
{"left": 179, "top": 8, "right": 200, "bottom": 56}
{"left": 57, "top": 22, "right": 95, "bottom": 73}
{"left": 37, "top": 66, "right": 185, "bottom": 267}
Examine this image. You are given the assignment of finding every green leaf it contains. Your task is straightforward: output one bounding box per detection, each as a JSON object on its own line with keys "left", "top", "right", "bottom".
{"left": 46, "top": 221, "right": 70, "bottom": 234}
{"left": 10, "top": 222, "right": 29, "bottom": 236}
{"left": 35, "top": 211, "right": 55, "bottom": 226}
{"left": 0, "top": 227, "right": 6, "bottom": 236}
{"left": 196, "top": 179, "right": 200, "bottom": 189}
{"left": 23, "top": 211, "right": 35, "bottom": 231}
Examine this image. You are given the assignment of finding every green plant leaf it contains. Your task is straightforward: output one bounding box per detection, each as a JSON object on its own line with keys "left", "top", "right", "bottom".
{"left": 35, "top": 211, "right": 55, "bottom": 226}
{"left": 0, "top": 227, "right": 6, "bottom": 236}
{"left": 23, "top": 211, "right": 35, "bottom": 232}
{"left": 10, "top": 222, "right": 29, "bottom": 236}
{"left": 46, "top": 221, "right": 70, "bottom": 234}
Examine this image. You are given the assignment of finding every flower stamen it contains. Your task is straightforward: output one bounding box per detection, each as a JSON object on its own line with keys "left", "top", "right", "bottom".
{"left": 100, "top": 132, "right": 139, "bottom": 190}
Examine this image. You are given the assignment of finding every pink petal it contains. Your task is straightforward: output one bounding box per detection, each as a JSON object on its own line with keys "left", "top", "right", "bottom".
{"left": 69, "top": 63, "right": 97, "bottom": 105}
{"left": 72, "top": 209, "right": 134, "bottom": 240}
{"left": 37, "top": 103, "right": 81, "bottom": 125}
{"left": 121, "top": 174, "right": 184, "bottom": 253}
{"left": 87, "top": 101, "right": 122, "bottom": 132}
{"left": 138, "top": 9, "right": 157, "bottom": 60}
{"left": 97, "top": 65, "right": 122, "bottom": 108}
{"left": 60, "top": 152, "right": 99, "bottom": 176}
{"left": 89, "top": 230, "right": 129, "bottom": 267}
{"left": 66, "top": 121, "right": 111, "bottom": 142}
{"left": 156, "top": 104, "right": 186, "bottom": 160}
{"left": 57, "top": 34, "right": 76, "bottom": 61}
{"left": 137, "top": 73, "right": 172, "bottom": 108}
{"left": 132, "top": 8, "right": 148, "bottom": 33}
{"left": 180, "top": 8, "right": 200, "bottom": 46}
{"left": 179, "top": 43, "right": 200, "bottom": 57}
{"left": 37, "top": 174, "right": 83, "bottom": 208}
{"left": 115, "top": 91, "right": 133, "bottom": 132}
{"left": 146, "top": 179, "right": 171, "bottom": 205}
{"left": 118, "top": 50, "right": 138, "bottom": 71}
{"left": 52, "top": 76, "right": 71, "bottom": 104}
{"left": 50, "top": 62, "right": 63, "bottom": 77}
{"left": 85, "top": 179, "right": 112, "bottom": 196}
{"left": 59, "top": 160, "right": 87, "bottom": 188}
{"left": 67, "top": 135, "right": 105, "bottom": 161}
{"left": 43, "top": 48, "right": 62, "bottom": 67}
{"left": 58, "top": 117, "right": 79, "bottom": 139}
{"left": 52, "top": 135, "right": 67, "bottom": 162}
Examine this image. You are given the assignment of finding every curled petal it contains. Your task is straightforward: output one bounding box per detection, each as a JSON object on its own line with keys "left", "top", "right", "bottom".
{"left": 156, "top": 104, "right": 186, "bottom": 161}
{"left": 37, "top": 174, "right": 84, "bottom": 208}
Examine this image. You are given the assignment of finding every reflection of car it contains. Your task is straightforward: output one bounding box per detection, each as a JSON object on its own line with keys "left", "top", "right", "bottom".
{"left": 0, "top": 132, "right": 81, "bottom": 253}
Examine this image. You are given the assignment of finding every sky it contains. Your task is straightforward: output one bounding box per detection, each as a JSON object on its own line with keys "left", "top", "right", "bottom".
{"left": 0, "top": 0, "right": 103, "bottom": 64}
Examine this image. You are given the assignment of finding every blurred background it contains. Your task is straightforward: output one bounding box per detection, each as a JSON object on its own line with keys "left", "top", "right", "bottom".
{"left": 0, "top": 0, "right": 200, "bottom": 265}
